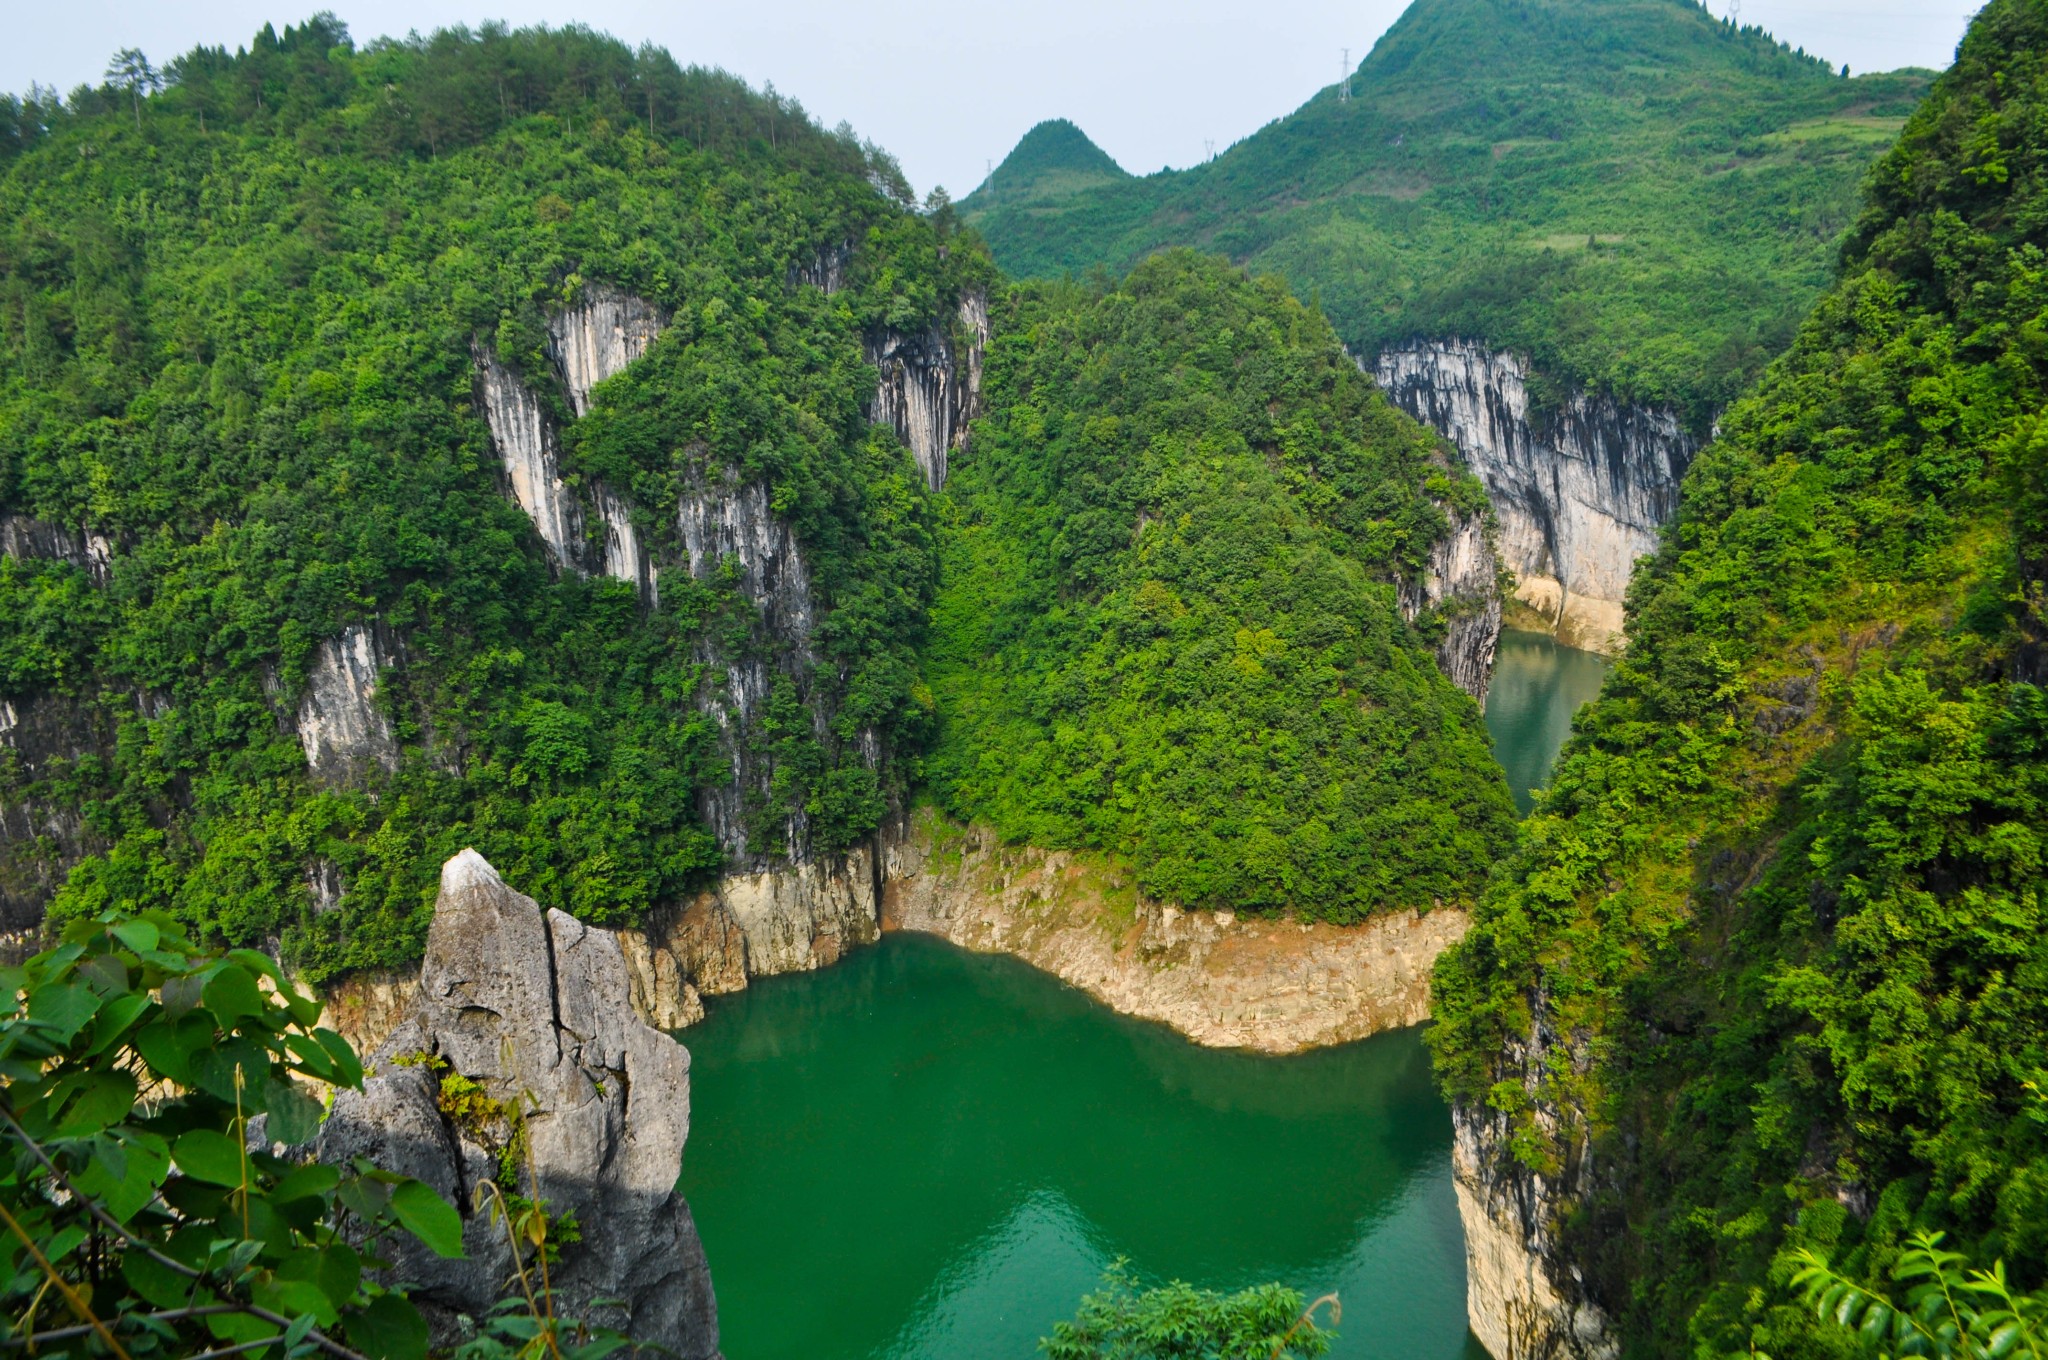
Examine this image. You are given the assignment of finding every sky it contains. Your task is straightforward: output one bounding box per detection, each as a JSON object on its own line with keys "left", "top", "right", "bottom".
{"left": 3, "top": 0, "right": 1982, "bottom": 198}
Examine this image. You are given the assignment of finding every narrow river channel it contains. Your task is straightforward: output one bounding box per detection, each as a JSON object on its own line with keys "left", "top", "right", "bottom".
{"left": 678, "top": 630, "right": 1607, "bottom": 1359}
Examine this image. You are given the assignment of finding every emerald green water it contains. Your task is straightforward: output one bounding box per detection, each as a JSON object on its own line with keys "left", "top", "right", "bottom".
{"left": 1484, "top": 629, "right": 1611, "bottom": 815}
{"left": 679, "top": 634, "right": 1606, "bottom": 1358}
{"left": 680, "top": 935, "right": 1477, "bottom": 1359}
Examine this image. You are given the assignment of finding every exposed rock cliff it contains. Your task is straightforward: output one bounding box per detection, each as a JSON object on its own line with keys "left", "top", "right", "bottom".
{"left": 0, "top": 520, "right": 116, "bottom": 938}
{"left": 866, "top": 292, "right": 990, "bottom": 491}
{"left": 1376, "top": 342, "right": 1698, "bottom": 654}
{"left": 878, "top": 809, "right": 1465, "bottom": 1053}
{"left": 317, "top": 850, "right": 720, "bottom": 1358}
{"left": 1451, "top": 1002, "right": 1617, "bottom": 1360}
{"left": 474, "top": 346, "right": 586, "bottom": 571}
{"left": 547, "top": 286, "right": 665, "bottom": 418}
{"left": 0, "top": 694, "right": 106, "bottom": 937}
{"left": 296, "top": 624, "right": 400, "bottom": 782}
{"left": 0, "top": 513, "right": 111, "bottom": 582}
{"left": 1398, "top": 509, "right": 1502, "bottom": 702}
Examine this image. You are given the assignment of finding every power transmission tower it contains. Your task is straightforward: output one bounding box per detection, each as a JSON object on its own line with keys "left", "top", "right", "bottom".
{"left": 1204, "top": 139, "right": 1216, "bottom": 161}
{"left": 1340, "top": 48, "right": 1351, "bottom": 102}
{"left": 1727, "top": 0, "right": 1740, "bottom": 23}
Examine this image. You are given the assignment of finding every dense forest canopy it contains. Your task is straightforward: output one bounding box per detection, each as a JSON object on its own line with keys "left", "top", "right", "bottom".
{"left": 0, "top": 16, "right": 980, "bottom": 978}
{"left": 1429, "top": 0, "right": 2048, "bottom": 1352}
{"left": 0, "top": 14, "right": 1504, "bottom": 982}
{"left": 925, "top": 251, "right": 1516, "bottom": 918}
{"left": 963, "top": 0, "right": 1933, "bottom": 425}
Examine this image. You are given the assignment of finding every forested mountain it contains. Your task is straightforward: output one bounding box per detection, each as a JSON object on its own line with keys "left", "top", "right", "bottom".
{"left": 1429, "top": 0, "right": 2048, "bottom": 1352}
{"left": 925, "top": 252, "right": 1515, "bottom": 919}
{"left": 0, "top": 18, "right": 1500, "bottom": 983}
{"left": 963, "top": 0, "right": 1932, "bottom": 423}
{"left": 0, "top": 18, "right": 989, "bottom": 978}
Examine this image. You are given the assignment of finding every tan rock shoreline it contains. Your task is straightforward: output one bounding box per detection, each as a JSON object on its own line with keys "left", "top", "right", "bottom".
{"left": 879, "top": 810, "right": 1467, "bottom": 1054}
{"left": 325, "top": 807, "right": 1470, "bottom": 1058}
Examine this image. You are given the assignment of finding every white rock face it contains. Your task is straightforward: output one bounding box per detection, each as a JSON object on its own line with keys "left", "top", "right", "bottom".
{"left": 1398, "top": 510, "right": 1502, "bottom": 702}
{"left": 547, "top": 285, "right": 665, "bottom": 417}
{"left": 297, "top": 625, "right": 399, "bottom": 781}
{"left": 866, "top": 291, "right": 990, "bottom": 491}
{"left": 1376, "top": 342, "right": 1697, "bottom": 653}
{"left": 473, "top": 287, "right": 667, "bottom": 597}
{"left": 719, "top": 849, "right": 881, "bottom": 974}
{"left": 1, "top": 513, "right": 111, "bottom": 582}
{"left": 475, "top": 346, "right": 585, "bottom": 570}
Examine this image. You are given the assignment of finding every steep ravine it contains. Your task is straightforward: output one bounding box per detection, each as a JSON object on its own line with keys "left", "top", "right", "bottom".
{"left": 1376, "top": 342, "right": 1698, "bottom": 655}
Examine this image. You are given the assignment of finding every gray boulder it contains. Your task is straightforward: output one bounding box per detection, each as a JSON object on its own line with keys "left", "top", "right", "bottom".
{"left": 319, "top": 849, "right": 720, "bottom": 1357}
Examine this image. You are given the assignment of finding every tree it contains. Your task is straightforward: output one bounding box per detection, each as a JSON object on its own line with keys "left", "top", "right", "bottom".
{"left": 1040, "top": 1263, "right": 1336, "bottom": 1360}
{"left": 103, "top": 48, "right": 160, "bottom": 130}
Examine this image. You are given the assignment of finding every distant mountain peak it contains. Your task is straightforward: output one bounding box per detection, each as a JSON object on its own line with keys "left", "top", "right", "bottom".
{"left": 965, "top": 119, "right": 1128, "bottom": 209}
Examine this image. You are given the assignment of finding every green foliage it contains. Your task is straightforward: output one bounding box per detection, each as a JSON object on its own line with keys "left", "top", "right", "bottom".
{"left": 964, "top": 0, "right": 1933, "bottom": 423}
{"left": 0, "top": 19, "right": 981, "bottom": 976}
{"left": 926, "top": 251, "right": 1515, "bottom": 919}
{"left": 0, "top": 909, "right": 452, "bottom": 1359}
{"left": 1040, "top": 1263, "right": 1335, "bottom": 1360}
{"left": 1427, "top": 0, "right": 2048, "bottom": 1354}
{"left": 1790, "top": 1232, "right": 2048, "bottom": 1360}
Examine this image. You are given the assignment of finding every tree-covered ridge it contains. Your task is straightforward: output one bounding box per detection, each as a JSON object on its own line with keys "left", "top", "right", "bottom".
{"left": 1429, "top": 0, "right": 2048, "bottom": 1353}
{"left": 963, "top": 0, "right": 1931, "bottom": 424}
{"left": 0, "top": 18, "right": 985, "bottom": 979}
{"left": 925, "top": 251, "right": 1516, "bottom": 920}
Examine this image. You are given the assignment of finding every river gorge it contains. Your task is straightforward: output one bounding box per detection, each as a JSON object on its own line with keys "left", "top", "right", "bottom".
{"left": 679, "top": 631, "right": 1604, "bottom": 1359}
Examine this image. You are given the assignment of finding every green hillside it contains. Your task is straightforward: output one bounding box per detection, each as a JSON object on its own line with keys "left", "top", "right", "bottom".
{"left": 925, "top": 251, "right": 1515, "bottom": 918}
{"left": 0, "top": 19, "right": 981, "bottom": 977}
{"left": 0, "top": 18, "right": 1508, "bottom": 979}
{"left": 963, "top": 0, "right": 1933, "bottom": 423}
{"left": 1429, "top": 0, "right": 2048, "bottom": 1352}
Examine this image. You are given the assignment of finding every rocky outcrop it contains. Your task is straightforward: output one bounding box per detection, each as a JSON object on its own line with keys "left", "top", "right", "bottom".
{"left": 866, "top": 292, "right": 990, "bottom": 491}
{"left": 677, "top": 463, "right": 822, "bottom": 864}
{"left": 317, "top": 850, "right": 720, "bottom": 1358}
{"left": 475, "top": 346, "right": 585, "bottom": 570}
{"left": 1, "top": 513, "right": 111, "bottom": 582}
{"left": 297, "top": 624, "right": 399, "bottom": 782}
{"left": 1399, "top": 509, "right": 1502, "bottom": 702}
{"left": 547, "top": 286, "right": 664, "bottom": 418}
{"left": 1376, "top": 342, "right": 1698, "bottom": 654}
{"left": 1451, "top": 1003, "right": 1616, "bottom": 1360}
{"left": 0, "top": 694, "right": 107, "bottom": 935}
{"left": 473, "top": 286, "right": 666, "bottom": 597}
{"left": 877, "top": 809, "right": 1466, "bottom": 1053}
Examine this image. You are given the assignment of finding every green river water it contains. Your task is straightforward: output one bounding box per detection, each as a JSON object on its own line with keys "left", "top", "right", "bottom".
{"left": 678, "top": 630, "right": 1606, "bottom": 1360}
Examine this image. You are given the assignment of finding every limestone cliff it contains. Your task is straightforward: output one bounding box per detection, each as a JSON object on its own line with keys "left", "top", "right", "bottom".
{"left": 0, "top": 513, "right": 111, "bottom": 583}
{"left": 865, "top": 291, "right": 990, "bottom": 492}
{"left": 296, "top": 624, "right": 400, "bottom": 783}
{"left": 316, "top": 850, "right": 721, "bottom": 1357}
{"left": 0, "top": 694, "right": 106, "bottom": 939}
{"left": 1450, "top": 1000, "right": 1617, "bottom": 1360}
{"left": 1376, "top": 342, "right": 1698, "bottom": 654}
{"left": 1398, "top": 509, "right": 1502, "bottom": 702}
{"left": 0, "top": 520, "right": 114, "bottom": 938}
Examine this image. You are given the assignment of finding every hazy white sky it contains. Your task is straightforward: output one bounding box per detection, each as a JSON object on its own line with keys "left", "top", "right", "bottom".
{"left": 3, "top": 1, "right": 1980, "bottom": 197}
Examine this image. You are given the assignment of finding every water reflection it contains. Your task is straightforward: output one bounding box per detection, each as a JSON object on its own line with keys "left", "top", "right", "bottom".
{"left": 1484, "top": 629, "right": 1610, "bottom": 815}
